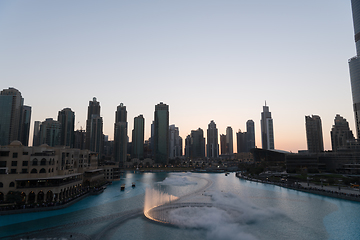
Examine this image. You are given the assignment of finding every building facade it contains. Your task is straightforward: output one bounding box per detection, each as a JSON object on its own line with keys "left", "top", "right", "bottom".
{"left": 330, "top": 114, "right": 355, "bottom": 151}
{"left": 132, "top": 114, "right": 144, "bottom": 159}
{"left": 153, "top": 102, "right": 169, "bottom": 164}
{"left": 261, "top": 103, "right": 274, "bottom": 150}
{"left": 206, "top": 120, "right": 219, "bottom": 158}
{"left": 58, "top": 108, "right": 75, "bottom": 147}
{"left": 114, "top": 103, "right": 127, "bottom": 168}
{"left": 39, "top": 118, "right": 62, "bottom": 147}
{"left": 169, "top": 124, "right": 182, "bottom": 159}
{"left": 349, "top": 0, "right": 360, "bottom": 138}
{"left": 0, "top": 88, "right": 31, "bottom": 146}
{"left": 236, "top": 130, "right": 247, "bottom": 153}
{"left": 226, "top": 126, "right": 233, "bottom": 155}
{"left": 305, "top": 115, "right": 324, "bottom": 153}
{"left": 246, "top": 119, "right": 255, "bottom": 152}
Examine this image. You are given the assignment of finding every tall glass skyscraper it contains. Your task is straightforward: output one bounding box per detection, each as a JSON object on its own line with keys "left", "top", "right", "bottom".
{"left": 114, "top": 103, "right": 127, "bottom": 167}
{"left": 132, "top": 114, "right": 144, "bottom": 159}
{"left": 349, "top": 0, "right": 360, "bottom": 138}
{"left": 261, "top": 103, "right": 274, "bottom": 150}
{"left": 85, "top": 97, "right": 103, "bottom": 158}
{"left": 206, "top": 120, "right": 219, "bottom": 158}
{"left": 305, "top": 115, "right": 324, "bottom": 153}
{"left": 58, "top": 108, "right": 75, "bottom": 147}
{"left": 0, "top": 87, "right": 31, "bottom": 146}
{"left": 153, "top": 102, "right": 169, "bottom": 164}
{"left": 246, "top": 120, "right": 255, "bottom": 151}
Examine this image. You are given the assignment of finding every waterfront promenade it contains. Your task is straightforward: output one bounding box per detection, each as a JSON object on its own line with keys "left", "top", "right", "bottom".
{"left": 236, "top": 172, "right": 360, "bottom": 202}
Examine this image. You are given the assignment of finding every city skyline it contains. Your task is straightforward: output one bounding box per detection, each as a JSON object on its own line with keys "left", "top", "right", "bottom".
{"left": 0, "top": 1, "right": 356, "bottom": 152}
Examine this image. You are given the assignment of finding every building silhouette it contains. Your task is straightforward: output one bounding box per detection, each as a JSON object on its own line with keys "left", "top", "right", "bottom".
{"left": 114, "top": 103, "right": 127, "bottom": 167}
{"left": 220, "top": 134, "right": 227, "bottom": 155}
{"left": 0, "top": 87, "right": 31, "bottom": 146}
{"left": 185, "top": 128, "right": 205, "bottom": 159}
{"left": 261, "top": 103, "right": 274, "bottom": 150}
{"left": 226, "top": 126, "right": 233, "bottom": 154}
{"left": 132, "top": 114, "right": 144, "bottom": 159}
{"left": 32, "top": 121, "right": 41, "bottom": 146}
{"left": 246, "top": 120, "right": 255, "bottom": 151}
{"left": 153, "top": 102, "right": 169, "bottom": 164}
{"left": 85, "top": 97, "right": 103, "bottom": 157}
{"left": 169, "top": 124, "right": 182, "bottom": 159}
{"left": 206, "top": 120, "right": 219, "bottom": 158}
{"left": 349, "top": 0, "right": 360, "bottom": 138}
{"left": 330, "top": 114, "right": 355, "bottom": 151}
{"left": 236, "top": 129, "right": 247, "bottom": 153}
{"left": 305, "top": 115, "right": 324, "bottom": 153}
{"left": 39, "top": 118, "right": 61, "bottom": 147}
{"left": 58, "top": 108, "right": 75, "bottom": 147}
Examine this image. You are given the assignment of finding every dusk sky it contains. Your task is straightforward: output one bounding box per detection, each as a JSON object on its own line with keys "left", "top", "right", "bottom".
{"left": 0, "top": 0, "right": 356, "bottom": 152}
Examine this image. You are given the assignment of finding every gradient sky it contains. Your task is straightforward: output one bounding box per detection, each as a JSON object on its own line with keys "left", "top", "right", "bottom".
{"left": 0, "top": 0, "right": 356, "bottom": 153}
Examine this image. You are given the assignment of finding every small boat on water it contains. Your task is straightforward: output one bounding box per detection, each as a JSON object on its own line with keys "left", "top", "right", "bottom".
{"left": 121, "top": 184, "right": 125, "bottom": 191}
{"left": 132, "top": 182, "right": 136, "bottom": 188}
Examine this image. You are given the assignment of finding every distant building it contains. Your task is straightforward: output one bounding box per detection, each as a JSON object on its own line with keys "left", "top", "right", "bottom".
{"left": 169, "top": 124, "right": 182, "bottom": 159}
{"left": 153, "top": 102, "right": 169, "bottom": 164}
{"left": 206, "top": 120, "right": 219, "bottom": 158}
{"left": 132, "top": 115, "right": 144, "bottom": 159}
{"left": 186, "top": 128, "right": 205, "bottom": 159}
{"left": 58, "top": 108, "right": 75, "bottom": 147}
{"left": 305, "top": 115, "right": 324, "bottom": 153}
{"left": 331, "top": 114, "right": 355, "bottom": 151}
{"left": 349, "top": 0, "right": 360, "bottom": 138}
{"left": 246, "top": 120, "right": 255, "bottom": 151}
{"left": 220, "top": 134, "right": 227, "bottom": 155}
{"left": 39, "top": 118, "right": 61, "bottom": 147}
{"left": 236, "top": 130, "right": 247, "bottom": 153}
{"left": 114, "top": 103, "right": 127, "bottom": 168}
{"left": 0, "top": 87, "right": 31, "bottom": 146}
{"left": 226, "top": 127, "right": 233, "bottom": 155}
{"left": 74, "top": 129, "right": 86, "bottom": 150}
{"left": 85, "top": 97, "right": 102, "bottom": 152}
{"left": 32, "top": 121, "right": 41, "bottom": 147}
{"left": 261, "top": 103, "right": 274, "bottom": 150}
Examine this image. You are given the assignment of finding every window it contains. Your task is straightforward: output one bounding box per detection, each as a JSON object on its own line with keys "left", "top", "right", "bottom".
{"left": 23, "top": 152, "right": 28, "bottom": 155}
{"left": 32, "top": 159, "right": 38, "bottom": 166}
{"left": 39, "top": 168, "right": 46, "bottom": 173}
{"left": 21, "top": 169, "right": 28, "bottom": 174}
{"left": 11, "top": 161, "right": 17, "bottom": 166}
{"left": 0, "top": 161, "right": 6, "bottom": 167}
{"left": 0, "top": 169, "right": 6, "bottom": 174}
{"left": 10, "top": 169, "right": 16, "bottom": 174}
{"left": 12, "top": 152, "right": 18, "bottom": 158}
{"left": 40, "top": 159, "right": 46, "bottom": 166}
{"left": 0, "top": 182, "right": 3, "bottom": 187}
{"left": 9, "top": 182, "right": 15, "bottom": 187}
{"left": 22, "top": 161, "right": 28, "bottom": 166}
{"left": 0, "top": 151, "right": 9, "bottom": 157}
{"left": 31, "top": 168, "right": 37, "bottom": 173}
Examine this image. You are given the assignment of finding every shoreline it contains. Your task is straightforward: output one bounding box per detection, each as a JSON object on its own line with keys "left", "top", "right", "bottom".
{"left": 235, "top": 172, "right": 360, "bottom": 203}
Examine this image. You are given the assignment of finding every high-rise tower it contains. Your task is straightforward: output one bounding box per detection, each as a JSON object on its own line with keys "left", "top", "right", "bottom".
{"left": 169, "top": 124, "right": 182, "bottom": 159}
{"left": 305, "top": 115, "right": 324, "bottom": 153}
{"left": 0, "top": 87, "right": 31, "bottom": 146}
{"left": 246, "top": 120, "right": 255, "bottom": 151}
{"left": 85, "top": 97, "right": 103, "bottom": 156}
{"left": 330, "top": 114, "right": 355, "bottom": 151}
{"left": 114, "top": 103, "right": 127, "bottom": 167}
{"left": 349, "top": 0, "right": 360, "bottom": 138}
{"left": 58, "top": 108, "right": 75, "bottom": 147}
{"left": 39, "top": 118, "right": 61, "bottom": 147}
{"left": 153, "top": 102, "right": 169, "bottom": 164}
{"left": 226, "top": 126, "right": 233, "bottom": 154}
{"left": 206, "top": 120, "right": 219, "bottom": 158}
{"left": 261, "top": 103, "right": 274, "bottom": 150}
{"left": 132, "top": 114, "right": 144, "bottom": 159}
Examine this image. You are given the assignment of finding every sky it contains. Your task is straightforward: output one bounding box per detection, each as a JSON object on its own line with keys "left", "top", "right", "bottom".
{"left": 0, "top": 0, "right": 357, "bottom": 153}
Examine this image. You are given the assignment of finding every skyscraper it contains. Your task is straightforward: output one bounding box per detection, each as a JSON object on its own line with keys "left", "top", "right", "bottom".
{"left": 305, "top": 115, "right": 324, "bottom": 153}
{"left": 206, "top": 120, "right": 219, "bottom": 158}
{"left": 39, "top": 118, "right": 61, "bottom": 147}
{"left": 132, "top": 115, "right": 144, "bottom": 159}
{"left": 349, "top": 0, "right": 360, "bottom": 138}
{"left": 226, "top": 126, "right": 233, "bottom": 154}
{"left": 186, "top": 128, "right": 205, "bottom": 159}
{"left": 236, "top": 129, "right": 247, "bottom": 153}
{"left": 330, "top": 114, "right": 355, "bottom": 151}
{"left": 153, "top": 102, "right": 169, "bottom": 164}
{"left": 114, "top": 103, "right": 127, "bottom": 167}
{"left": 32, "top": 121, "right": 41, "bottom": 146}
{"left": 246, "top": 120, "right": 255, "bottom": 151}
{"left": 85, "top": 97, "right": 103, "bottom": 156}
{"left": 0, "top": 87, "right": 31, "bottom": 146}
{"left": 169, "top": 124, "right": 182, "bottom": 159}
{"left": 220, "top": 134, "right": 227, "bottom": 155}
{"left": 58, "top": 108, "right": 75, "bottom": 147}
{"left": 261, "top": 103, "right": 274, "bottom": 150}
